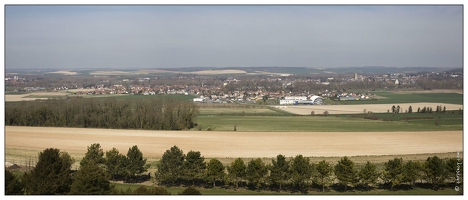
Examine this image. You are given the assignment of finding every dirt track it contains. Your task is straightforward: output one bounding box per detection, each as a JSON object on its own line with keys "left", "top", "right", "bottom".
{"left": 5, "top": 126, "right": 462, "bottom": 159}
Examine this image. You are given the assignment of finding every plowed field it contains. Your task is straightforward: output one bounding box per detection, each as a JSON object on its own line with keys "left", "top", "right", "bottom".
{"left": 5, "top": 126, "right": 462, "bottom": 159}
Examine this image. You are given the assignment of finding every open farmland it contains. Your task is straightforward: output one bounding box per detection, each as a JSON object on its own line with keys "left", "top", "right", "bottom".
{"left": 5, "top": 126, "right": 462, "bottom": 160}
{"left": 277, "top": 102, "right": 463, "bottom": 115}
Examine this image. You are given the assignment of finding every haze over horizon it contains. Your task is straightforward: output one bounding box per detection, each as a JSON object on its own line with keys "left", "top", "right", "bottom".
{"left": 5, "top": 5, "right": 463, "bottom": 70}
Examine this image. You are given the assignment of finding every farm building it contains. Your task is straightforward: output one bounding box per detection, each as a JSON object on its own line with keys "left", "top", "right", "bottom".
{"left": 279, "top": 95, "right": 323, "bottom": 105}
{"left": 192, "top": 98, "right": 206, "bottom": 102}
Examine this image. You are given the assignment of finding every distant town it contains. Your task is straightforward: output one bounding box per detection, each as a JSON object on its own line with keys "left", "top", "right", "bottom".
{"left": 5, "top": 67, "right": 463, "bottom": 105}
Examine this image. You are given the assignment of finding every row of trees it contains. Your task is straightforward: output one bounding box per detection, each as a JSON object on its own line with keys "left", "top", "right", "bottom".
{"left": 391, "top": 105, "right": 454, "bottom": 114}
{"left": 154, "top": 146, "right": 462, "bottom": 193}
{"left": 6, "top": 144, "right": 463, "bottom": 195}
{"left": 5, "top": 98, "right": 198, "bottom": 130}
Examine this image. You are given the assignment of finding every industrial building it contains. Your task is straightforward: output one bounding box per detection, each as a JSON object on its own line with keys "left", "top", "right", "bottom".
{"left": 279, "top": 95, "right": 323, "bottom": 105}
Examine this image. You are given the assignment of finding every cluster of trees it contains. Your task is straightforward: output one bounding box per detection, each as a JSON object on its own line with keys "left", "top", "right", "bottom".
{"left": 153, "top": 146, "right": 462, "bottom": 193}
{"left": 6, "top": 144, "right": 153, "bottom": 195}
{"left": 5, "top": 98, "right": 198, "bottom": 130}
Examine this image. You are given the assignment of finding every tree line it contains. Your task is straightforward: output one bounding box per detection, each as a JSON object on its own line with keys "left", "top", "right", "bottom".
{"left": 6, "top": 144, "right": 463, "bottom": 195}
{"left": 154, "top": 146, "right": 462, "bottom": 193}
{"left": 5, "top": 98, "right": 198, "bottom": 130}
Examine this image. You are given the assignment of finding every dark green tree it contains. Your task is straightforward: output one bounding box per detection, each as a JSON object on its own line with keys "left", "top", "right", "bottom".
{"left": 358, "top": 161, "right": 379, "bottom": 190}
{"left": 227, "top": 158, "right": 247, "bottom": 189}
{"left": 246, "top": 158, "right": 268, "bottom": 190}
{"left": 182, "top": 151, "right": 206, "bottom": 186}
{"left": 334, "top": 156, "right": 357, "bottom": 191}
{"left": 424, "top": 156, "right": 447, "bottom": 190}
{"left": 156, "top": 145, "right": 185, "bottom": 186}
{"left": 402, "top": 160, "right": 422, "bottom": 189}
{"left": 22, "top": 148, "right": 74, "bottom": 194}
{"left": 179, "top": 186, "right": 201, "bottom": 195}
{"left": 382, "top": 158, "right": 404, "bottom": 190}
{"left": 408, "top": 106, "right": 412, "bottom": 113}
{"left": 5, "top": 170, "right": 24, "bottom": 195}
{"left": 315, "top": 160, "right": 333, "bottom": 192}
{"left": 268, "top": 154, "right": 291, "bottom": 192}
{"left": 205, "top": 158, "right": 225, "bottom": 188}
{"left": 446, "top": 158, "right": 463, "bottom": 185}
{"left": 126, "top": 145, "right": 149, "bottom": 179}
{"left": 80, "top": 143, "right": 106, "bottom": 166}
{"left": 69, "top": 161, "right": 112, "bottom": 194}
{"left": 290, "top": 155, "right": 312, "bottom": 193}
{"left": 105, "top": 148, "right": 128, "bottom": 180}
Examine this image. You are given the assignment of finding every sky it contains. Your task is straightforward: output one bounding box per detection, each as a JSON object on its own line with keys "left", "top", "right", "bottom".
{"left": 4, "top": 4, "right": 464, "bottom": 70}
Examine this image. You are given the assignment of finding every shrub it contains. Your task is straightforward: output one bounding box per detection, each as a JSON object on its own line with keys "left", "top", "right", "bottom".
{"left": 179, "top": 186, "right": 201, "bottom": 195}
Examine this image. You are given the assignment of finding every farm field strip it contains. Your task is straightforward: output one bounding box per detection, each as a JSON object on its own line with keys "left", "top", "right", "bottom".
{"left": 5, "top": 126, "right": 462, "bottom": 159}
{"left": 278, "top": 102, "right": 463, "bottom": 115}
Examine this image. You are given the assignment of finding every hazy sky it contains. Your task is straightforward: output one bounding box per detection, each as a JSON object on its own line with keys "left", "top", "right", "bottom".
{"left": 5, "top": 5, "right": 463, "bottom": 69}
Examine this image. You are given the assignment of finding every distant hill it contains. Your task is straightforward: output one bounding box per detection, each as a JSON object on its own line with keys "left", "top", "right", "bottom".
{"left": 6, "top": 66, "right": 460, "bottom": 76}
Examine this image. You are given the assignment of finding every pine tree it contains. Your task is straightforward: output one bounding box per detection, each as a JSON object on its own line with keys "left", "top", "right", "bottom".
{"left": 205, "top": 158, "right": 225, "bottom": 188}
{"left": 269, "top": 154, "right": 291, "bottom": 192}
{"left": 155, "top": 145, "right": 185, "bottom": 186}
{"left": 358, "top": 161, "right": 379, "bottom": 190}
{"left": 70, "top": 161, "right": 112, "bottom": 194}
{"left": 382, "top": 158, "right": 403, "bottom": 190}
{"left": 246, "top": 158, "right": 268, "bottom": 190}
{"left": 5, "top": 170, "right": 24, "bottom": 195}
{"left": 402, "top": 160, "right": 422, "bottom": 189}
{"left": 424, "top": 156, "right": 447, "bottom": 190}
{"left": 290, "top": 155, "right": 313, "bottom": 193}
{"left": 126, "top": 145, "right": 149, "bottom": 180}
{"left": 227, "top": 158, "right": 247, "bottom": 189}
{"left": 334, "top": 156, "right": 357, "bottom": 191}
{"left": 182, "top": 151, "right": 206, "bottom": 186}
{"left": 80, "top": 143, "right": 106, "bottom": 166}
{"left": 105, "top": 148, "right": 128, "bottom": 180}
{"left": 315, "top": 160, "right": 333, "bottom": 192}
{"left": 22, "top": 148, "right": 74, "bottom": 194}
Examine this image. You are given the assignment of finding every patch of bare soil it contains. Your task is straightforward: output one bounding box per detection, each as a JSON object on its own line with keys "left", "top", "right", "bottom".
{"left": 278, "top": 102, "right": 463, "bottom": 115}
{"left": 5, "top": 126, "right": 462, "bottom": 159}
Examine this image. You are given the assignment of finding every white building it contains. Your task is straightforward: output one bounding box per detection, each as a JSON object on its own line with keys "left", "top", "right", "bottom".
{"left": 279, "top": 95, "right": 323, "bottom": 105}
{"left": 193, "top": 98, "right": 205, "bottom": 102}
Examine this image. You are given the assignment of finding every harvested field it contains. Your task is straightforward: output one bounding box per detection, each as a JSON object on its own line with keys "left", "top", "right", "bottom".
{"left": 5, "top": 92, "right": 69, "bottom": 102}
{"left": 5, "top": 126, "right": 462, "bottom": 159}
{"left": 278, "top": 102, "right": 463, "bottom": 115}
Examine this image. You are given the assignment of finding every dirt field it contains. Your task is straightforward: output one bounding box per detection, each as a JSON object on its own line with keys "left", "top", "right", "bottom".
{"left": 5, "top": 126, "right": 462, "bottom": 160}
{"left": 277, "top": 102, "right": 463, "bottom": 115}
{"left": 5, "top": 92, "right": 69, "bottom": 102}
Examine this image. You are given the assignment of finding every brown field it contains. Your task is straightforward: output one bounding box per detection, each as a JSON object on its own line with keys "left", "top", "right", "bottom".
{"left": 5, "top": 92, "right": 69, "bottom": 102}
{"left": 278, "top": 102, "right": 463, "bottom": 115}
{"left": 5, "top": 126, "right": 462, "bottom": 161}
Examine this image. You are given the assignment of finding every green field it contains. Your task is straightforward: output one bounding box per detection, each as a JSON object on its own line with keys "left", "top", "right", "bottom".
{"left": 194, "top": 113, "right": 463, "bottom": 132}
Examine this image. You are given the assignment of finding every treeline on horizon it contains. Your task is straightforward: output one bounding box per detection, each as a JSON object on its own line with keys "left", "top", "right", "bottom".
{"left": 6, "top": 144, "right": 463, "bottom": 195}
{"left": 5, "top": 98, "right": 198, "bottom": 130}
